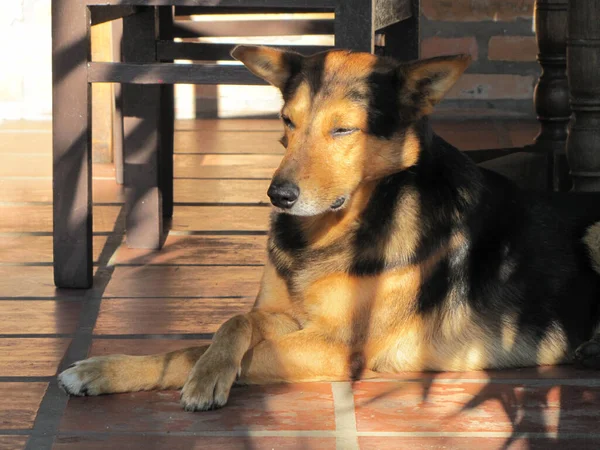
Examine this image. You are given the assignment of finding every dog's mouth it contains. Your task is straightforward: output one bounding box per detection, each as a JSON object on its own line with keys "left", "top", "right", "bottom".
{"left": 330, "top": 197, "right": 346, "bottom": 210}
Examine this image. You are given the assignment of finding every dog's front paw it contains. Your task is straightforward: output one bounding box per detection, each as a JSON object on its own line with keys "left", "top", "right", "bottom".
{"left": 180, "top": 354, "right": 240, "bottom": 412}
{"left": 58, "top": 357, "right": 111, "bottom": 396}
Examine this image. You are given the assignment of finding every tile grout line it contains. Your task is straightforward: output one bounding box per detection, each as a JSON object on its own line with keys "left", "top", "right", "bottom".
{"left": 24, "top": 208, "right": 127, "bottom": 450}
{"left": 331, "top": 382, "right": 360, "bottom": 450}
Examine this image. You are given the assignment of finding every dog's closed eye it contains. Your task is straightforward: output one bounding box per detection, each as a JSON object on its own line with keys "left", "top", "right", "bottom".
{"left": 331, "top": 128, "right": 359, "bottom": 137}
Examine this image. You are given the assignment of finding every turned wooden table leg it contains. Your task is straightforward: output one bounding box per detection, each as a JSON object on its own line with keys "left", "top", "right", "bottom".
{"left": 158, "top": 6, "right": 174, "bottom": 219}
{"left": 566, "top": 0, "right": 600, "bottom": 192}
{"left": 533, "top": 0, "right": 571, "bottom": 191}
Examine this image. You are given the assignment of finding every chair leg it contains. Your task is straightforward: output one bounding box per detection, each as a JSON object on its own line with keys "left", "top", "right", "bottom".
{"left": 334, "top": 0, "right": 374, "bottom": 52}
{"left": 566, "top": 0, "right": 600, "bottom": 192}
{"left": 159, "top": 85, "right": 174, "bottom": 219}
{"left": 533, "top": 0, "right": 571, "bottom": 191}
{"left": 123, "top": 84, "right": 163, "bottom": 249}
{"left": 112, "top": 18, "right": 124, "bottom": 185}
{"left": 122, "top": 7, "right": 164, "bottom": 249}
{"left": 382, "top": 0, "right": 420, "bottom": 62}
{"left": 158, "top": 6, "right": 174, "bottom": 219}
{"left": 52, "top": 0, "right": 93, "bottom": 288}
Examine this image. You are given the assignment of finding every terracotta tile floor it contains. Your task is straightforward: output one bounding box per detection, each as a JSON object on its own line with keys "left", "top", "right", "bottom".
{"left": 2, "top": 117, "right": 600, "bottom": 450}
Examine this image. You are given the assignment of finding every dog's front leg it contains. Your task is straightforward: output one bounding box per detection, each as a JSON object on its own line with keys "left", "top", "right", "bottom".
{"left": 179, "top": 310, "right": 299, "bottom": 411}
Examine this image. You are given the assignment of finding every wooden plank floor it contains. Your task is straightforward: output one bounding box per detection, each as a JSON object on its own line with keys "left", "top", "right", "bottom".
{"left": 3, "top": 118, "right": 600, "bottom": 450}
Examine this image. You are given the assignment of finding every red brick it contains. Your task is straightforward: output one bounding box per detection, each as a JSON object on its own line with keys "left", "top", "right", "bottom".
{"left": 446, "top": 74, "right": 535, "bottom": 100}
{"left": 0, "top": 382, "right": 48, "bottom": 429}
{"left": 0, "top": 338, "right": 71, "bottom": 376}
{"left": 54, "top": 436, "right": 336, "bottom": 450}
{"left": 423, "top": 0, "right": 534, "bottom": 22}
{"left": 93, "top": 298, "right": 252, "bottom": 335}
{"left": 0, "top": 436, "right": 28, "bottom": 450}
{"left": 421, "top": 37, "right": 479, "bottom": 60}
{"left": 354, "top": 381, "right": 600, "bottom": 434}
{"left": 489, "top": 36, "right": 538, "bottom": 61}
{"left": 359, "top": 437, "right": 600, "bottom": 450}
{"left": 0, "top": 301, "right": 81, "bottom": 334}
{"left": 60, "top": 384, "right": 335, "bottom": 432}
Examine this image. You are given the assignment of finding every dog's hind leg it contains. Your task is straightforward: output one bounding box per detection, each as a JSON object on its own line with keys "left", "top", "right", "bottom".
{"left": 58, "top": 345, "right": 209, "bottom": 396}
{"left": 237, "top": 330, "right": 378, "bottom": 385}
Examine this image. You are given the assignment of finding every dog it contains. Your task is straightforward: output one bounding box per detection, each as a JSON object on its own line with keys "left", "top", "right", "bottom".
{"left": 59, "top": 45, "right": 600, "bottom": 412}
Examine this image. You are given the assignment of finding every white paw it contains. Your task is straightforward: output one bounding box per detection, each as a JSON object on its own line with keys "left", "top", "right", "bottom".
{"left": 57, "top": 358, "right": 107, "bottom": 396}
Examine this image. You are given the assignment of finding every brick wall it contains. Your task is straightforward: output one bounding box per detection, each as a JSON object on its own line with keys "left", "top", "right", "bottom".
{"left": 420, "top": 0, "right": 539, "bottom": 117}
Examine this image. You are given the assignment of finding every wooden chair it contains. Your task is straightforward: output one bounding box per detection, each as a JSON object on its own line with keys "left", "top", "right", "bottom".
{"left": 52, "top": 0, "right": 419, "bottom": 288}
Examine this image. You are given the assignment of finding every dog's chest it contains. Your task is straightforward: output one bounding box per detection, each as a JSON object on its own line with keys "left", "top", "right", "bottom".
{"left": 296, "top": 265, "right": 423, "bottom": 340}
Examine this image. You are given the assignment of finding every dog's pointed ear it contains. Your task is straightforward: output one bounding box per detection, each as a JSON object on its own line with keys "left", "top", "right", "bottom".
{"left": 231, "top": 45, "right": 303, "bottom": 91}
{"left": 399, "top": 54, "right": 471, "bottom": 115}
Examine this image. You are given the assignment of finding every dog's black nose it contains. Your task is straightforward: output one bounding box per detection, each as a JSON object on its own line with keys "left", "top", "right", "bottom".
{"left": 267, "top": 182, "right": 299, "bottom": 209}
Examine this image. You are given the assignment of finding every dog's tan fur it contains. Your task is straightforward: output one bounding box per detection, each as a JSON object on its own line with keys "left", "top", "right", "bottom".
{"left": 58, "top": 46, "right": 589, "bottom": 412}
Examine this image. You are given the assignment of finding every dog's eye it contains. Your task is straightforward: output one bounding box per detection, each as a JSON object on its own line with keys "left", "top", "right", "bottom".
{"left": 282, "top": 115, "right": 295, "bottom": 130}
{"left": 331, "top": 128, "right": 358, "bottom": 137}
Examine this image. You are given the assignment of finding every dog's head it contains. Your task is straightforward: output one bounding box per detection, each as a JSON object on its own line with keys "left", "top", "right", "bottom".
{"left": 232, "top": 46, "right": 470, "bottom": 216}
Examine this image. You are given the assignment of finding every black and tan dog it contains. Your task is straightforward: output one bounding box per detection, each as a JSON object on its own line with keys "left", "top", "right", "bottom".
{"left": 59, "top": 46, "right": 600, "bottom": 411}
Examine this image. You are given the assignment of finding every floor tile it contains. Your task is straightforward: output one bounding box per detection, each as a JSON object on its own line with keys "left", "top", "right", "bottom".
{"left": 54, "top": 435, "right": 335, "bottom": 450}
{"left": 0, "top": 436, "right": 28, "bottom": 450}
{"left": 94, "top": 298, "right": 252, "bottom": 335}
{"left": 0, "top": 236, "right": 108, "bottom": 264}
{"left": 176, "top": 119, "right": 281, "bottom": 132}
{"left": 174, "top": 179, "right": 270, "bottom": 204}
{"left": 103, "top": 266, "right": 262, "bottom": 298}
{"left": 0, "top": 154, "right": 51, "bottom": 177}
{"left": 0, "top": 301, "right": 81, "bottom": 334}
{"left": 0, "top": 382, "right": 47, "bottom": 429}
{"left": 60, "top": 383, "right": 335, "bottom": 432}
{"left": 368, "top": 365, "right": 600, "bottom": 382}
{"left": 114, "top": 235, "right": 267, "bottom": 266}
{"left": 354, "top": 381, "right": 600, "bottom": 433}
{"left": 0, "top": 131, "right": 51, "bottom": 154}
{"left": 0, "top": 178, "right": 124, "bottom": 204}
{"left": 0, "top": 338, "right": 70, "bottom": 376}
{"left": 0, "top": 268, "right": 86, "bottom": 298}
{"left": 174, "top": 154, "right": 280, "bottom": 179}
{"left": 358, "top": 436, "right": 600, "bottom": 450}
{"left": 0, "top": 205, "right": 120, "bottom": 234}
{"left": 175, "top": 129, "right": 284, "bottom": 154}
{"left": 170, "top": 206, "right": 269, "bottom": 232}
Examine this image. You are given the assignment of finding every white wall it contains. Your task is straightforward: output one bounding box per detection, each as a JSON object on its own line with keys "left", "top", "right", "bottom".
{"left": 0, "top": 0, "right": 52, "bottom": 121}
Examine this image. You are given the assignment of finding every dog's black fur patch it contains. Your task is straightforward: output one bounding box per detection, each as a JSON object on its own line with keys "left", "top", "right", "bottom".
{"left": 268, "top": 116, "right": 600, "bottom": 350}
